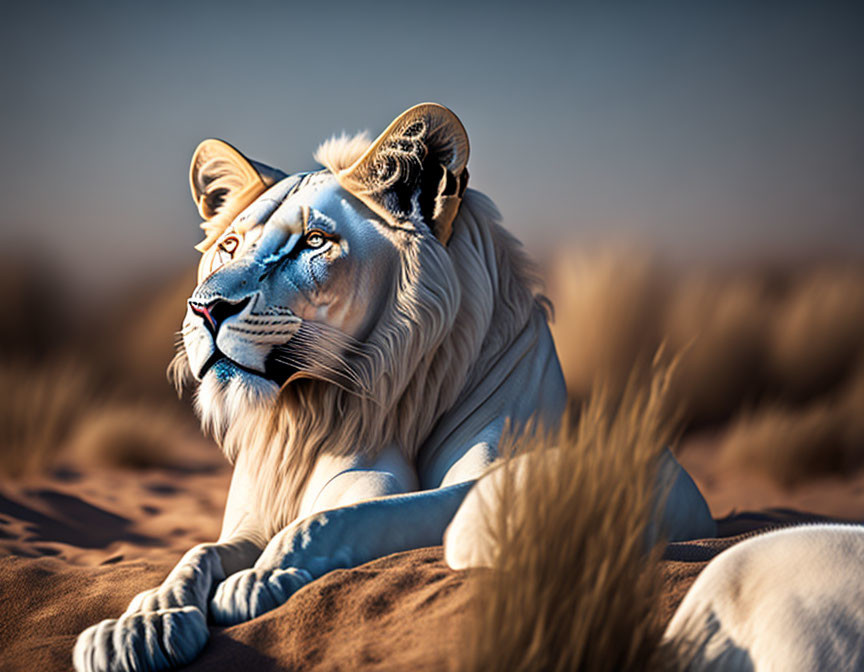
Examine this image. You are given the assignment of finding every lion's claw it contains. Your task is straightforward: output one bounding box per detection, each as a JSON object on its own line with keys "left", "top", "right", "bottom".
{"left": 209, "top": 567, "right": 312, "bottom": 626}
{"left": 72, "top": 606, "right": 208, "bottom": 672}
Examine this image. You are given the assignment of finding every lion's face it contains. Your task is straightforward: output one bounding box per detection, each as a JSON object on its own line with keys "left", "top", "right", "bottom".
{"left": 178, "top": 104, "right": 470, "bottom": 436}
{"left": 183, "top": 172, "right": 400, "bottom": 395}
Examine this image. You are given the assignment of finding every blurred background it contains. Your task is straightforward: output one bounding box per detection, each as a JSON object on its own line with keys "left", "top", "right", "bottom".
{"left": 1, "top": 0, "right": 863, "bottom": 513}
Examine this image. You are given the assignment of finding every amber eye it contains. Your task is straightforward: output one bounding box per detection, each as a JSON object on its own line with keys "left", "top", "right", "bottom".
{"left": 219, "top": 235, "right": 240, "bottom": 256}
{"left": 306, "top": 231, "right": 326, "bottom": 249}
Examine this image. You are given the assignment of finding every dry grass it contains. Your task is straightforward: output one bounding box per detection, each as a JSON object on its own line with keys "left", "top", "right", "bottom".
{"left": 662, "top": 275, "right": 772, "bottom": 425}
{"left": 548, "top": 251, "right": 864, "bottom": 486}
{"left": 547, "top": 250, "right": 666, "bottom": 401}
{"left": 0, "top": 261, "right": 200, "bottom": 476}
{"left": 0, "top": 361, "right": 95, "bottom": 475}
{"left": 0, "top": 360, "right": 198, "bottom": 475}
{"left": 461, "top": 365, "right": 677, "bottom": 672}
{"left": 0, "top": 255, "right": 62, "bottom": 358}
{"left": 104, "top": 268, "right": 197, "bottom": 399}
{"left": 769, "top": 269, "right": 864, "bottom": 400}
{"left": 64, "top": 404, "right": 197, "bottom": 470}
{"left": 719, "top": 360, "right": 864, "bottom": 486}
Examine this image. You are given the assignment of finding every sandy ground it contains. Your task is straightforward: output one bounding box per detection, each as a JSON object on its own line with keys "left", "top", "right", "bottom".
{"left": 0, "top": 438, "right": 860, "bottom": 671}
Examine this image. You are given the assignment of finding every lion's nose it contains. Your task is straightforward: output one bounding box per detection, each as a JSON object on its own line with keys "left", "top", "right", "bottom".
{"left": 189, "top": 296, "right": 250, "bottom": 336}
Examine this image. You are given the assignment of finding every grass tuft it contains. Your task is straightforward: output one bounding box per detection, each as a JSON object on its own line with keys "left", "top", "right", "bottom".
{"left": 461, "top": 364, "right": 677, "bottom": 672}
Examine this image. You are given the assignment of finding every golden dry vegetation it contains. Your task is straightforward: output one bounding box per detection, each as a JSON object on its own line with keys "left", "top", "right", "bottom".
{"left": 462, "top": 367, "right": 676, "bottom": 672}
{"left": 0, "top": 261, "right": 200, "bottom": 476}
{"left": 547, "top": 250, "right": 864, "bottom": 485}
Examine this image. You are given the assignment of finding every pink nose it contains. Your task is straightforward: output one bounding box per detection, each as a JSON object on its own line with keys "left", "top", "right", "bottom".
{"left": 189, "top": 302, "right": 217, "bottom": 332}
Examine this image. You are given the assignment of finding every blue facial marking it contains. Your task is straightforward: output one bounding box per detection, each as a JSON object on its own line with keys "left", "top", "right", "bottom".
{"left": 260, "top": 233, "right": 303, "bottom": 267}
{"left": 212, "top": 358, "right": 239, "bottom": 383}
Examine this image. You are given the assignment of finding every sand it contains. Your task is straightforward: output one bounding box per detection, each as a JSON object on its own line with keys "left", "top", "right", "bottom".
{"left": 1, "top": 442, "right": 861, "bottom": 672}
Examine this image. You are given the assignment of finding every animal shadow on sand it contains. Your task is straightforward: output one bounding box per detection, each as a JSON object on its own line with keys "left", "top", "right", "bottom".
{"left": 0, "top": 489, "right": 159, "bottom": 550}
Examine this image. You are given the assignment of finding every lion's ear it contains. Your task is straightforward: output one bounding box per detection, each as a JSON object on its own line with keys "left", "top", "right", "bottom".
{"left": 336, "top": 103, "right": 469, "bottom": 244}
{"left": 190, "top": 139, "right": 286, "bottom": 251}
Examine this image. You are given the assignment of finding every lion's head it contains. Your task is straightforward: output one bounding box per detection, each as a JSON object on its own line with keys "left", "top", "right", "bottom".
{"left": 171, "top": 104, "right": 543, "bottom": 523}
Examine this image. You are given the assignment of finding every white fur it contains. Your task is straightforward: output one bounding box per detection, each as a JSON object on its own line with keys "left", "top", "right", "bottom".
{"left": 194, "top": 369, "right": 279, "bottom": 445}
{"left": 665, "top": 524, "right": 864, "bottom": 671}
{"left": 313, "top": 131, "right": 372, "bottom": 173}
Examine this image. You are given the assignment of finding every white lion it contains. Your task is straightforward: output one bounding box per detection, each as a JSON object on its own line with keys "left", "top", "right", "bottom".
{"left": 73, "top": 103, "right": 713, "bottom": 672}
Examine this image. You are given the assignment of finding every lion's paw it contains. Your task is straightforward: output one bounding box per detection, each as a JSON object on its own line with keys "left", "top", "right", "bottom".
{"left": 72, "top": 606, "right": 208, "bottom": 672}
{"left": 209, "top": 567, "right": 312, "bottom": 626}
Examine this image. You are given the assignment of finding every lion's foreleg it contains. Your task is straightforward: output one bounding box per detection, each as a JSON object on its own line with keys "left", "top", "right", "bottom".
{"left": 209, "top": 481, "right": 474, "bottom": 625}
{"left": 73, "top": 537, "right": 262, "bottom": 672}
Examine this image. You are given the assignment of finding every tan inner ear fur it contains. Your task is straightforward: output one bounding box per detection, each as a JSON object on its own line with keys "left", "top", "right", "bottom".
{"left": 189, "top": 139, "right": 272, "bottom": 252}
{"left": 335, "top": 103, "right": 470, "bottom": 244}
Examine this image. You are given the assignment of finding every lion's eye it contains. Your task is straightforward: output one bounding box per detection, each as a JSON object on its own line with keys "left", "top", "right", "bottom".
{"left": 219, "top": 235, "right": 240, "bottom": 256}
{"left": 306, "top": 231, "right": 326, "bottom": 249}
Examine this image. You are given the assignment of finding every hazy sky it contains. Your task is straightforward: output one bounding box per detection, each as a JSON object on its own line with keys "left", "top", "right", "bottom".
{"left": 1, "top": 1, "right": 862, "bottom": 290}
